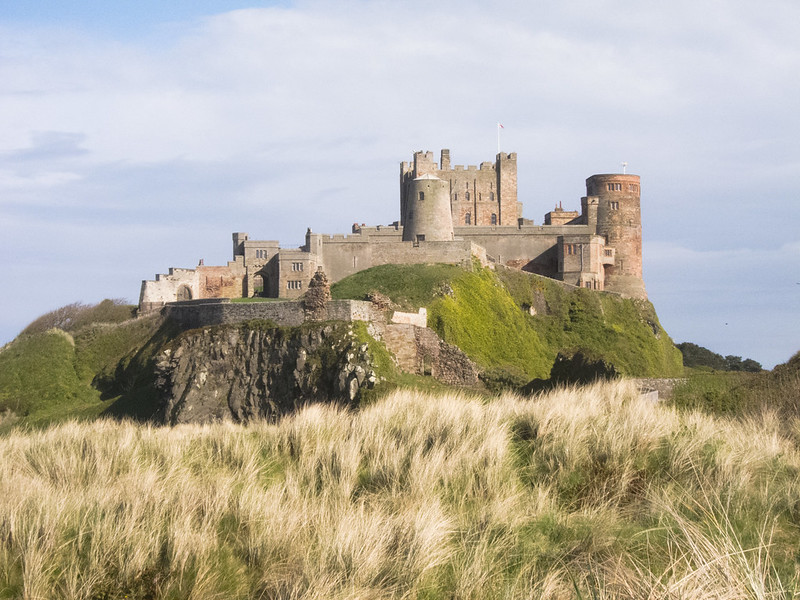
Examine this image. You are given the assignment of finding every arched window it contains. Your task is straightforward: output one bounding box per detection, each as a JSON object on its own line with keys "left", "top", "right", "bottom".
{"left": 465, "top": 192, "right": 470, "bottom": 202}
{"left": 491, "top": 213, "right": 497, "bottom": 225}
{"left": 465, "top": 213, "right": 471, "bottom": 225}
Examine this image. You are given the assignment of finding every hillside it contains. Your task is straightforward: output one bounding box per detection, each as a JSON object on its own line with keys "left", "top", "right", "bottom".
{"left": 0, "top": 312, "right": 170, "bottom": 430}
{"left": 1, "top": 381, "right": 798, "bottom": 599}
{"left": 0, "top": 263, "right": 684, "bottom": 428}
{"left": 332, "top": 263, "right": 684, "bottom": 384}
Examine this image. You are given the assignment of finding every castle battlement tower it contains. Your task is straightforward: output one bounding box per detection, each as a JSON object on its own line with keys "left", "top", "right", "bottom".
{"left": 402, "top": 174, "right": 454, "bottom": 243}
{"left": 587, "top": 174, "right": 645, "bottom": 298}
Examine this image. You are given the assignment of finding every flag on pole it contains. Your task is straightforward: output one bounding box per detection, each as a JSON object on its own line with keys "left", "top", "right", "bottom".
{"left": 497, "top": 122, "right": 504, "bottom": 153}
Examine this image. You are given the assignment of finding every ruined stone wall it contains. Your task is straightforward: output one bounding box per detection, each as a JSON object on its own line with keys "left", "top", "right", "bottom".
{"left": 376, "top": 322, "right": 479, "bottom": 386}
{"left": 139, "top": 268, "right": 200, "bottom": 314}
{"left": 196, "top": 264, "right": 245, "bottom": 300}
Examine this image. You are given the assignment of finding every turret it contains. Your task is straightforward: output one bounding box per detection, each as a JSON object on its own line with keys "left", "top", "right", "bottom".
{"left": 232, "top": 232, "right": 248, "bottom": 258}
{"left": 402, "top": 174, "right": 453, "bottom": 242}
{"left": 496, "top": 152, "right": 519, "bottom": 225}
{"left": 586, "top": 174, "right": 646, "bottom": 298}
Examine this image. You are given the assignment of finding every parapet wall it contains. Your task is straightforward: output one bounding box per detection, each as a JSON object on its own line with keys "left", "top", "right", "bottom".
{"left": 164, "top": 299, "right": 378, "bottom": 329}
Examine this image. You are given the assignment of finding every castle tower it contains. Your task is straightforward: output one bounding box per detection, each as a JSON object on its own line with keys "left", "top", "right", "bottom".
{"left": 402, "top": 174, "right": 453, "bottom": 242}
{"left": 232, "top": 232, "right": 248, "bottom": 258}
{"left": 496, "top": 152, "right": 519, "bottom": 225}
{"left": 586, "top": 174, "right": 646, "bottom": 298}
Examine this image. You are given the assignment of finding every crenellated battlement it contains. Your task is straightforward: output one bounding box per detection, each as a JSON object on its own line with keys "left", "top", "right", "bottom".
{"left": 140, "top": 147, "right": 646, "bottom": 316}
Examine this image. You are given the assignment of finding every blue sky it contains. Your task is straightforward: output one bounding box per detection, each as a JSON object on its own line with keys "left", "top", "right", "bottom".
{"left": 1, "top": 0, "right": 798, "bottom": 368}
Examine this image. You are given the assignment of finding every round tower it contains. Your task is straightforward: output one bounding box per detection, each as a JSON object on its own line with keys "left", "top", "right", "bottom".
{"left": 586, "top": 174, "right": 647, "bottom": 299}
{"left": 402, "top": 174, "right": 453, "bottom": 242}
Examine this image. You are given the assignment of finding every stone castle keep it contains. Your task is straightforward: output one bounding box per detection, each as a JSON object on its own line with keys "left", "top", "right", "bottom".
{"left": 139, "top": 149, "right": 645, "bottom": 313}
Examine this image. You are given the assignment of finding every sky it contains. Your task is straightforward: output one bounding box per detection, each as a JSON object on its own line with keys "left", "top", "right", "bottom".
{"left": 0, "top": 0, "right": 798, "bottom": 369}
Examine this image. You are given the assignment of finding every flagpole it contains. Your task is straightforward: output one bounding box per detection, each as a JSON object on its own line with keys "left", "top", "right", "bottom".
{"left": 497, "top": 122, "right": 500, "bottom": 154}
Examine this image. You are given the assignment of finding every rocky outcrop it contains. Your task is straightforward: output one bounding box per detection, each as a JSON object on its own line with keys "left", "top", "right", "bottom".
{"left": 154, "top": 322, "right": 378, "bottom": 425}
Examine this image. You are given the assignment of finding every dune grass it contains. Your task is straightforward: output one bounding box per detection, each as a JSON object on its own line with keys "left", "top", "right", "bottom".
{"left": 1, "top": 380, "right": 798, "bottom": 599}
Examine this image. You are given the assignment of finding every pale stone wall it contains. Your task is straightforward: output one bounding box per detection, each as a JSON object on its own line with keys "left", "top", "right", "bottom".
{"left": 391, "top": 308, "right": 427, "bottom": 328}
{"left": 316, "top": 238, "right": 476, "bottom": 284}
{"left": 139, "top": 268, "right": 200, "bottom": 314}
{"left": 402, "top": 176, "right": 454, "bottom": 242}
{"left": 558, "top": 234, "right": 608, "bottom": 290}
{"left": 401, "top": 150, "right": 518, "bottom": 229}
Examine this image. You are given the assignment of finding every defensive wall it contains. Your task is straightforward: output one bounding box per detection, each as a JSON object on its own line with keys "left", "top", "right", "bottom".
{"left": 163, "top": 299, "right": 378, "bottom": 329}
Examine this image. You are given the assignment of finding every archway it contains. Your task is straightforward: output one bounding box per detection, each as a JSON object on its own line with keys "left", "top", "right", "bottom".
{"left": 251, "top": 273, "right": 264, "bottom": 297}
{"left": 176, "top": 285, "right": 193, "bottom": 301}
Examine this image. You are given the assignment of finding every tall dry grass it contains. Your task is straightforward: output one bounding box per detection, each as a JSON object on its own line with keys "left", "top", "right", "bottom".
{"left": 1, "top": 380, "right": 798, "bottom": 599}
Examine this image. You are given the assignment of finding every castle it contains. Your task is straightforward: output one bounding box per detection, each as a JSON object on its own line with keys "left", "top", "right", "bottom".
{"left": 139, "top": 149, "right": 645, "bottom": 313}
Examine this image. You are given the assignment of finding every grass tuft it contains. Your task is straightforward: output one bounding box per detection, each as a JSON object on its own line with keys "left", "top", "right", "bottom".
{"left": 1, "top": 381, "right": 798, "bottom": 598}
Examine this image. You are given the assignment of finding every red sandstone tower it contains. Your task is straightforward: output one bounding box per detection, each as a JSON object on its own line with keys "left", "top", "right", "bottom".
{"left": 586, "top": 174, "right": 646, "bottom": 299}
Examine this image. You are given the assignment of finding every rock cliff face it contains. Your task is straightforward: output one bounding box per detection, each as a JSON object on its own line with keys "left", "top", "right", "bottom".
{"left": 154, "top": 322, "right": 377, "bottom": 425}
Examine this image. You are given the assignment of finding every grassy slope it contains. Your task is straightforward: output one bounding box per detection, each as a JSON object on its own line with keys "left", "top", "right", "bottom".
{"left": 0, "top": 314, "right": 166, "bottom": 429}
{"left": 1, "top": 381, "right": 797, "bottom": 599}
{"left": 332, "top": 263, "right": 684, "bottom": 380}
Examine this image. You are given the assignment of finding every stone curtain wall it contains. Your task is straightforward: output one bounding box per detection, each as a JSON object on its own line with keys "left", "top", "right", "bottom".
{"left": 164, "top": 299, "right": 378, "bottom": 329}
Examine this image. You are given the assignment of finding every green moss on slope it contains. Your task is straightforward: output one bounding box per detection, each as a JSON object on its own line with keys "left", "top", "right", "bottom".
{"left": 332, "top": 263, "right": 683, "bottom": 381}
{"left": 330, "top": 263, "right": 464, "bottom": 310}
{"left": 427, "top": 268, "right": 552, "bottom": 380}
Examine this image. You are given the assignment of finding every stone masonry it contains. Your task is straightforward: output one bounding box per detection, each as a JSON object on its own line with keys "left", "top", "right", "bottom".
{"left": 140, "top": 148, "right": 646, "bottom": 314}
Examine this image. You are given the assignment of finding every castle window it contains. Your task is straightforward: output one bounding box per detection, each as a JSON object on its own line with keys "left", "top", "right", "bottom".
{"left": 465, "top": 192, "right": 470, "bottom": 202}
{"left": 607, "top": 183, "right": 622, "bottom": 191}
{"left": 287, "top": 280, "right": 302, "bottom": 290}
{"left": 609, "top": 201, "right": 619, "bottom": 210}
{"left": 466, "top": 182, "right": 469, "bottom": 190}
{"left": 491, "top": 213, "right": 497, "bottom": 225}
{"left": 628, "top": 184, "right": 639, "bottom": 193}
{"left": 490, "top": 192, "right": 495, "bottom": 202}
{"left": 454, "top": 193, "right": 457, "bottom": 202}
{"left": 604, "top": 249, "right": 613, "bottom": 257}
{"left": 419, "top": 191, "right": 424, "bottom": 201}
{"left": 465, "top": 213, "right": 471, "bottom": 225}
{"left": 291, "top": 262, "right": 303, "bottom": 272}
